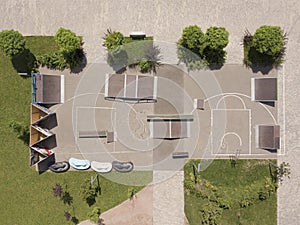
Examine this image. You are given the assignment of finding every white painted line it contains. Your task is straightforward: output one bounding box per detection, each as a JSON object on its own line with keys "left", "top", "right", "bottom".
{"left": 187, "top": 121, "right": 191, "bottom": 138}
{"left": 124, "top": 74, "right": 127, "bottom": 98}
{"left": 135, "top": 75, "right": 138, "bottom": 99}
{"left": 150, "top": 121, "right": 153, "bottom": 138}
{"left": 169, "top": 121, "right": 172, "bottom": 139}
{"left": 216, "top": 94, "right": 247, "bottom": 110}
{"left": 211, "top": 109, "right": 250, "bottom": 155}
{"left": 60, "top": 75, "right": 65, "bottom": 103}
{"left": 104, "top": 73, "right": 109, "bottom": 97}
{"left": 153, "top": 76, "right": 158, "bottom": 100}
{"left": 250, "top": 78, "right": 255, "bottom": 101}
{"left": 77, "top": 106, "right": 116, "bottom": 110}
{"left": 249, "top": 110, "right": 252, "bottom": 155}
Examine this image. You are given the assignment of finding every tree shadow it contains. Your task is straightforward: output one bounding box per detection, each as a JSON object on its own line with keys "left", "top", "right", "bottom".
{"left": 86, "top": 195, "right": 96, "bottom": 207}
{"left": 62, "top": 191, "right": 73, "bottom": 206}
{"left": 9, "top": 120, "right": 30, "bottom": 145}
{"left": 11, "top": 49, "right": 37, "bottom": 75}
{"left": 203, "top": 47, "right": 226, "bottom": 70}
{"left": 71, "top": 216, "right": 79, "bottom": 224}
{"left": 70, "top": 49, "right": 87, "bottom": 74}
{"left": 247, "top": 47, "right": 275, "bottom": 74}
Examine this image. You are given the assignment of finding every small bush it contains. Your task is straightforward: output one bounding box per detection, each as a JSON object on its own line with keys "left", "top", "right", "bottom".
{"left": 103, "top": 28, "right": 124, "bottom": 51}
{"left": 54, "top": 28, "right": 81, "bottom": 53}
{"left": 88, "top": 207, "right": 101, "bottom": 223}
{"left": 139, "top": 58, "right": 151, "bottom": 73}
{"left": 0, "top": 30, "right": 26, "bottom": 57}
{"left": 258, "top": 191, "right": 268, "bottom": 201}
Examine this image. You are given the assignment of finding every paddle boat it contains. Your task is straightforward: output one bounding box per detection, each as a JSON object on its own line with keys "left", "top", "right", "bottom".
{"left": 69, "top": 157, "right": 91, "bottom": 170}
{"left": 91, "top": 161, "right": 113, "bottom": 173}
{"left": 49, "top": 161, "right": 70, "bottom": 173}
{"left": 112, "top": 161, "right": 134, "bottom": 172}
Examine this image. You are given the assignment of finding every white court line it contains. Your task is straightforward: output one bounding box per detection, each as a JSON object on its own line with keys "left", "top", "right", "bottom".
{"left": 55, "top": 151, "right": 146, "bottom": 154}
{"left": 216, "top": 94, "right": 246, "bottom": 109}
{"left": 205, "top": 92, "right": 277, "bottom": 125}
{"left": 211, "top": 109, "right": 251, "bottom": 155}
{"left": 211, "top": 153, "right": 277, "bottom": 156}
{"left": 77, "top": 106, "right": 116, "bottom": 109}
{"left": 249, "top": 110, "right": 252, "bottom": 155}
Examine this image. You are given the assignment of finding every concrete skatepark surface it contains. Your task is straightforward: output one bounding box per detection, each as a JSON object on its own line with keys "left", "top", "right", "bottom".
{"left": 2, "top": 0, "right": 300, "bottom": 224}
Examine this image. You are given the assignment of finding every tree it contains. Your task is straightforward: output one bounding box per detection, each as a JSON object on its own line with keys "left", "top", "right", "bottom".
{"left": 103, "top": 28, "right": 124, "bottom": 51}
{"left": 177, "top": 25, "right": 205, "bottom": 55}
{"left": 80, "top": 179, "right": 97, "bottom": 206}
{"left": 54, "top": 28, "right": 81, "bottom": 53}
{"left": 204, "top": 27, "right": 229, "bottom": 50}
{"left": 253, "top": 25, "right": 284, "bottom": 56}
{"left": 0, "top": 30, "right": 26, "bottom": 57}
{"left": 203, "top": 27, "right": 229, "bottom": 66}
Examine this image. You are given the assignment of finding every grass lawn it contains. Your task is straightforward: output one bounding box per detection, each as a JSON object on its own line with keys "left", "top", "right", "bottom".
{"left": 0, "top": 37, "right": 151, "bottom": 225}
{"left": 184, "top": 159, "right": 277, "bottom": 225}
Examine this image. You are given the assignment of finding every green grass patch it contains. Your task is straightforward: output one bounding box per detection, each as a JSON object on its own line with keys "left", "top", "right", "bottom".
{"left": 184, "top": 159, "right": 277, "bottom": 225}
{"left": 0, "top": 37, "right": 151, "bottom": 225}
{"left": 25, "top": 36, "right": 59, "bottom": 56}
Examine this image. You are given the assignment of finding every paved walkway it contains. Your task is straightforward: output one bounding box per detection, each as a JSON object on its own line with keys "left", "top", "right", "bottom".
{"left": 2, "top": 1, "right": 300, "bottom": 224}
{"left": 78, "top": 186, "right": 152, "bottom": 225}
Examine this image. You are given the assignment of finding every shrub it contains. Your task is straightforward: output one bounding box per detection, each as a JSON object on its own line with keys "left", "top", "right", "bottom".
{"left": 258, "top": 190, "right": 268, "bottom": 201}
{"left": 88, "top": 207, "right": 101, "bottom": 223}
{"left": 177, "top": 25, "right": 205, "bottom": 54}
{"left": 103, "top": 28, "right": 124, "bottom": 51}
{"left": 200, "top": 202, "right": 222, "bottom": 225}
{"left": 139, "top": 58, "right": 151, "bottom": 73}
{"left": 80, "top": 179, "right": 97, "bottom": 206}
{"left": 204, "top": 27, "right": 229, "bottom": 50}
{"left": 253, "top": 25, "right": 284, "bottom": 56}
{"left": 54, "top": 28, "right": 81, "bottom": 53}
{"left": 52, "top": 183, "right": 63, "bottom": 199}
{"left": 0, "top": 30, "right": 26, "bottom": 57}
{"left": 177, "top": 25, "right": 229, "bottom": 68}
{"left": 37, "top": 52, "right": 68, "bottom": 70}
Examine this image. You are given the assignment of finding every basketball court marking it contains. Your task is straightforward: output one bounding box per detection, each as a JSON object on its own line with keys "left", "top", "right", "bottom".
{"left": 216, "top": 94, "right": 246, "bottom": 109}
{"left": 211, "top": 109, "right": 251, "bottom": 156}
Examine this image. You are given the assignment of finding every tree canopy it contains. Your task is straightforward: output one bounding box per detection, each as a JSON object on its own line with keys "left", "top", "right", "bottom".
{"left": 253, "top": 25, "right": 284, "bottom": 56}
{"left": 103, "top": 29, "right": 124, "bottom": 51}
{"left": 177, "top": 25, "right": 229, "bottom": 68}
{"left": 177, "top": 25, "right": 205, "bottom": 54}
{"left": 0, "top": 30, "right": 26, "bottom": 57}
{"left": 54, "top": 28, "right": 81, "bottom": 53}
{"left": 204, "top": 27, "right": 229, "bottom": 50}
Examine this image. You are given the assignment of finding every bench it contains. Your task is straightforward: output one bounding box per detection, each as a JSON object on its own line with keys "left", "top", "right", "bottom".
{"left": 78, "top": 131, "right": 107, "bottom": 138}
{"left": 172, "top": 152, "right": 189, "bottom": 159}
